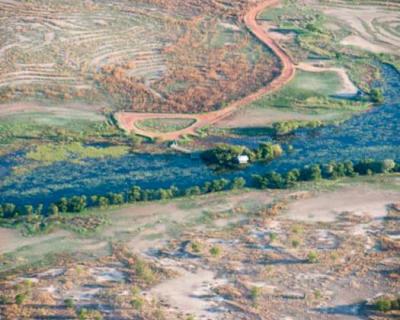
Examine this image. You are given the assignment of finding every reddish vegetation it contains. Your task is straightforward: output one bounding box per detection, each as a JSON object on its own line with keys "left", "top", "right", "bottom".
{"left": 116, "top": 0, "right": 296, "bottom": 140}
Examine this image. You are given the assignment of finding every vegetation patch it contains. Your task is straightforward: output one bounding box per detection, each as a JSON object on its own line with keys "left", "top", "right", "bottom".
{"left": 26, "top": 142, "right": 129, "bottom": 164}
{"left": 250, "top": 70, "right": 369, "bottom": 116}
{"left": 201, "top": 142, "right": 283, "bottom": 170}
{"left": 135, "top": 118, "right": 196, "bottom": 133}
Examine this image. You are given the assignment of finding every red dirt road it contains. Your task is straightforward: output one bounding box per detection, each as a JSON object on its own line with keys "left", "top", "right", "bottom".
{"left": 115, "top": 0, "right": 295, "bottom": 141}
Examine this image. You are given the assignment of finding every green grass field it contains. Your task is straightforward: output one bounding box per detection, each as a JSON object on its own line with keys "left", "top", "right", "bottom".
{"left": 249, "top": 70, "right": 369, "bottom": 115}
{"left": 26, "top": 142, "right": 129, "bottom": 164}
{"left": 135, "top": 118, "right": 196, "bottom": 133}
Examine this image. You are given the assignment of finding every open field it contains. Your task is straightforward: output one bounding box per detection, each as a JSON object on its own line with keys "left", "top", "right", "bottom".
{"left": 0, "top": 175, "right": 399, "bottom": 319}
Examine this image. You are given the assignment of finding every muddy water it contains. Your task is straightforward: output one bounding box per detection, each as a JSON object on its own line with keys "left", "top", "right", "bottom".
{"left": 0, "top": 64, "right": 399, "bottom": 207}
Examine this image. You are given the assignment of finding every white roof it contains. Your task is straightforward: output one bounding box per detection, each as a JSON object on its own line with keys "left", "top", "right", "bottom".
{"left": 237, "top": 155, "right": 249, "bottom": 163}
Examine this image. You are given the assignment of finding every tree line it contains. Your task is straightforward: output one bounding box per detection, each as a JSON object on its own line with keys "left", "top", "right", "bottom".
{"left": 0, "top": 158, "right": 399, "bottom": 221}
{"left": 253, "top": 159, "right": 399, "bottom": 189}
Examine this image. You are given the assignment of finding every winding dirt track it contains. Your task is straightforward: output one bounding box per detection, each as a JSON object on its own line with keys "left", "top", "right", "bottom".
{"left": 115, "top": 0, "right": 295, "bottom": 141}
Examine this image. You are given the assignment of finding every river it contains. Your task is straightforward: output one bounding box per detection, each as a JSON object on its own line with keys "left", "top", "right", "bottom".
{"left": 0, "top": 64, "right": 399, "bottom": 207}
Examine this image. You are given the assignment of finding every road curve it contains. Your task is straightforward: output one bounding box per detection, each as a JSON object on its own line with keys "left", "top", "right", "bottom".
{"left": 115, "top": 0, "right": 295, "bottom": 141}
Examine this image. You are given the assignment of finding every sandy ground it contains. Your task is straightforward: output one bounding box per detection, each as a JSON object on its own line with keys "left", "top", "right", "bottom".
{"left": 284, "top": 185, "right": 400, "bottom": 222}
{"left": 149, "top": 267, "right": 227, "bottom": 319}
{"left": 341, "top": 35, "right": 393, "bottom": 54}
{"left": 319, "top": 4, "right": 400, "bottom": 54}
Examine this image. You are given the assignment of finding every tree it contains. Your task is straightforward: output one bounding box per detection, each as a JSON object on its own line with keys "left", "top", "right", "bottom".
{"left": 68, "top": 196, "right": 87, "bottom": 212}
{"left": 370, "top": 88, "right": 384, "bottom": 103}
{"left": 185, "top": 186, "right": 202, "bottom": 196}
{"left": 108, "top": 193, "right": 124, "bottom": 205}
{"left": 284, "top": 169, "right": 300, "bottom": 187}
{"left": 264, "top": 171, "right": 284, "bottom": 189}
{"left": 48, "top": 204, "right": 59, "bottom": 216}
{"left": 209, "top": 178, "right": 229, "bottom": 192}
{"left": 301, "top": 164, "right": 322, "bottom": 181}
{"left": 255, "top": 142, "right": 283, "bottom": 162}
{"left": 2, "top": 203, "right": 16, "bottom": 218}
{"left": 57, "top": 197, "right": 68, "bottom": 213}
{"left": 128, "top": 186, "right": 142, "bottom": 202}
{"left": 231, "top": 177, "right": 246, "bottom": 189}
{"left": 381, "top": 159, "right": 396, "bottom": 173}
{"left": 158, "top": 188, "right": 173, "bottom": 200}
{"left": 98, "top": 196, "right": 109, "bottom": 209}
{"left": 201, "top": 144, "right": 253, "bottom": 169}
{"left": 36, "top": 204, "right": 43, "bottom": 215}
{"left": 23, "top": 205, "right": 34, "bottom": 216}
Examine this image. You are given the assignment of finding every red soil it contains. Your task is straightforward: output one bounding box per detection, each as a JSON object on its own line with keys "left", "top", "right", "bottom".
{"left": 115, "top": 0, "right": 295, "bottom": 141}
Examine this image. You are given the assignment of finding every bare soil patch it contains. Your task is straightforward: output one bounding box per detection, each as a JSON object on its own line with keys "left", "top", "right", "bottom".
{"left": 284, "top": 185, "right": 400, "bottom": 222}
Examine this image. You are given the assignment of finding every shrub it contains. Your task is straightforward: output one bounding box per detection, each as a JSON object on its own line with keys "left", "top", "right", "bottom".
{"left": 134, "top": 258, "right": 156, "bottom": 284}
{"left": 374, "top": 297, "right": 400, "bottom": 312}
{"left": 250, "top": 286, "right": 262, "bottom": 302}
{"left": 269, "top": 233, "right": 277, "bottom": 242}
{"left": 370, "top": 88, "right": 384, "bottom": 103}
{"left": 291, "top": 239, "right": 300, "bottom": 248}
{"left": 130, "top": 296, "right": 144, "bottom": 311}
{"left": 64, "top": 298, "right": 75, "bottom": 308}
{"left": 191, "top": 241, "right": 201, "bottom": 253}
{"left": 210, "top": 246, "right": 221, "bottom": 257}
{"left": 15, "top": 293, "right": 27, "bottom": 305}
{"left": 231, "top": 177, "right": 246, "bottom": 189}
{"left": 307, "top": 251, "right": 318, "bottom": 263}
{"left": 375, "top": 298, "right": 392, "bottom": 312}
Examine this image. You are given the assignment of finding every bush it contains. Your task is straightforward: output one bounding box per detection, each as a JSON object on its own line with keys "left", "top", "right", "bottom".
{"left": 64, "top": 298, "right": 75, "bottom": 308}
{"left": 191, "top": 241, "right": 201, "bottom": 253}
{"left": 291, "top": 239, "right": 300, "bottom": 248}
{"left": 269, "top": 233, "right": 277, "bottom": 242}
{"left": 250, "top": 286, "right": 262, "bottom": 301}
{"left": 134, "top": 258, "right": 156, "bottom": 285}
{"left": 15, "top": 293, "right": 27, "bottom": 305}
{"left": 376, "top": 298, "right": 392, "bottom": 312}
{"left": 210, "top": 246, "right": 221, "bottom": 257}
{"left": 374, "top": 297, "right": 400, "bottom": 312}
{"left": 130, "top": 296, "right": 144, "bottom": 311}
{"left": 307, "top": 251, "right": 318, "bottom": 263}
{"left": 231, "top": 177, "right": 246, "bottom": 189}
{"left": 370, "top": 88, "right": 384, "bottom": 103}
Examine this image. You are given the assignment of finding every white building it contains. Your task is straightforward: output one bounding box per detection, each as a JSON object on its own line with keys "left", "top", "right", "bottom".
{"left": 237, "top": 155, "right": 249, "bottom": 164}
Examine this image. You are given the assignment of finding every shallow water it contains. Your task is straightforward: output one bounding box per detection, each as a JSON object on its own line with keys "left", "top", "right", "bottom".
{"left": 0, "top": 64, "right": 399, "bottom": 207}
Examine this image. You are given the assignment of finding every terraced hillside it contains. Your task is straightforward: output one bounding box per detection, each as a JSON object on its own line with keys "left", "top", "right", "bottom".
{"left": 0, "top": 0, "right": 278, "bottom": 113}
